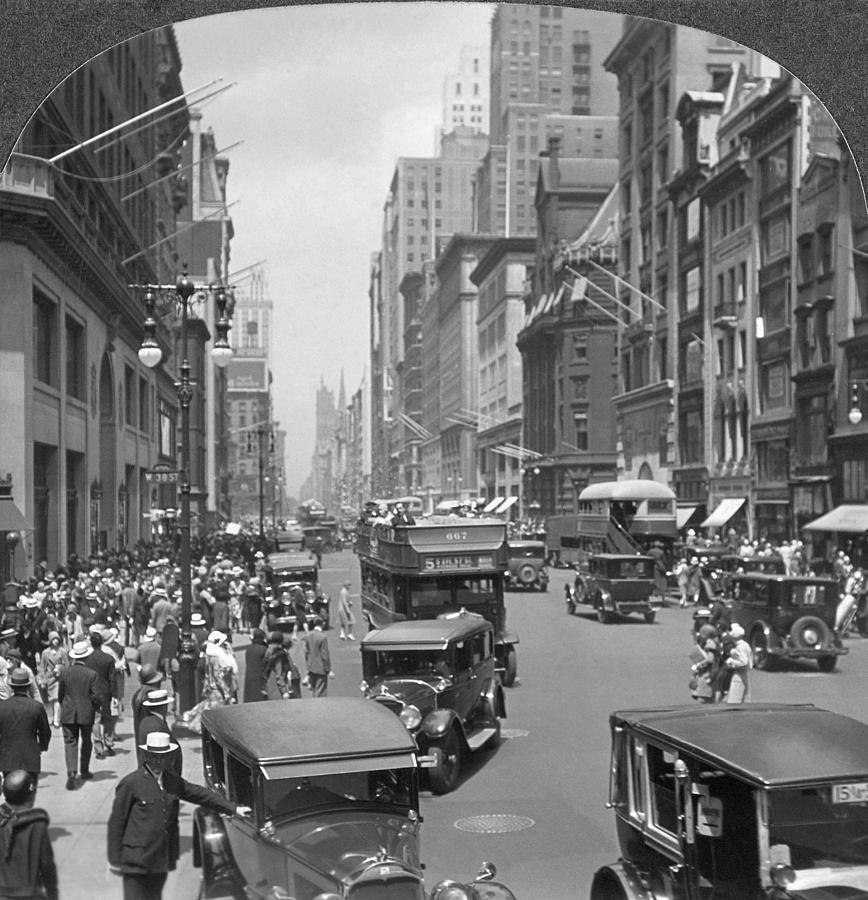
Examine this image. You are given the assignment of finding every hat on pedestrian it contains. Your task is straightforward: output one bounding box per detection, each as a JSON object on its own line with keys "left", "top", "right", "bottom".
{"left": 69, "top": 638, "right": 93, "bottom": 659}
{"left": 5, "top": 649, "right": 21, "bottom": 661}
{"left": 85, "top": 590, "right": 99, "bottom": 600}
{"left": 267, "top": 631, "right": 284, "bottom": 645}
{"left": 190, "top": 613, "right": 207, "bottom": 627}
{"left": 207, "top": 630, "right": 228, "bottom": 646}
{"left": 48, "top": 631, "right": 60, "bottom": 643}
{"left": 254, "top": 551, "right": 265, "bottom": 559}
{"left": 20, "top": 595, "right": 40, "bottom": 609}
{"left": 142, "top": 688, "right": 172, "bottom": 708}
{"left": 729, "top": 623, "right": 745, "bottom": 639}
{"left": 0, "top": 628, "right": 16, "bottom": 641}
{"left": 138, "top": 663, "right": 163, "bottom": 685}
{"left": 9, "top": 669, "right": 31, "bottom": 689}
{"left": 152, "top": 586, "right": 167, "bottom": 596}
{"left": 139, "top": 731, "right": 179, "bottom": 754}
{"left": 343, "top": 580, "right": 351, "bottom": 587}
{"left": 144, "top": 625, "right": 158, "bottom": 640}
{"left": 102, "top": 627, "right": 118, "bottom": 644}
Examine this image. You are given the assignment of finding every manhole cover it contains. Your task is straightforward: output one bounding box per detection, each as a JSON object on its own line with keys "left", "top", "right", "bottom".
{"left": 454, "top": 814, "right": 535, "bottom": 834}
{"left": 501, "top": 728, "right": 529, "bottom": 738}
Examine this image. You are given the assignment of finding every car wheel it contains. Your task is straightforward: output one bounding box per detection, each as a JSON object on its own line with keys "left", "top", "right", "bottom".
{"left": 790, "top": 615, "right": 832, "bottom": 651}
{"left": 596, "top": 601, "right": 613, "bottom": 624}
{"left": 590, "top": 870, "right": 628, "bottom": 900}
{"left": 644, "top": 610, "right": 656, "bottom": 624}
{"left": 751, "top": 627, "right": 771, "bottom": 671}
{"left": 574, "top": 581, "right": 588, "bottom": 605}
{"left": 518, "top": 563, "right": 536, "bottom": 586}
{"left": 502, "top": 646, "right": 518, "bottom": 687}
{"left": 427, "top": 730, "right": 461, "bottom": 794}
{"left": 486, "top": 718, "right": 501, "bottom": 750}
{"left": 817, "top": 655, "right": 838, "bottom": 673}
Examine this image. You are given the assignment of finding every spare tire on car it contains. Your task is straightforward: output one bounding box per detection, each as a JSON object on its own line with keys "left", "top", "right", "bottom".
{"left": 790, "top": 615, "right": 831, "bottom": 651}
{"left": 518, "top": 563, "right": 536, "bottom": 586}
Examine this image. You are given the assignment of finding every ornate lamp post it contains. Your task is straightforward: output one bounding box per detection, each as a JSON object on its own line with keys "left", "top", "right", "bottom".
{"left": 133, "top": 269, "right": 233, "bottom": 714}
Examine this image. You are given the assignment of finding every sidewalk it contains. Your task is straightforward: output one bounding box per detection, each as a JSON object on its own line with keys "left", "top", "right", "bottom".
{"left": 39, "top": 669, "right": 212, "bottom": 900}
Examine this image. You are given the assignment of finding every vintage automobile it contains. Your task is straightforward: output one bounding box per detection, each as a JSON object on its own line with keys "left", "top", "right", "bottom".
{"left": 729, "top": 571, "right": 847, "bottom": 672}
{"left": 265, "top": 551, "right": 329, "bottom": 631}
{"left": 360, "top": 610, "right": 505, "bottom": 794}
{"left": 303, "top": 522, "right": 342, "bottom": 553}
{"left": 195, "top": 698, "right": 516, "bottom": 900}
{"left": 571, "top": 553, "right": 658, "bottom": 624}
{"left": 592, "top": 703, "right": 868, "bottom": 899}
{"left": 504, "top": 540, "right": 550, "bottom": 591}
{"left": 274, "top": 520, "right": 305, "bottom": 550}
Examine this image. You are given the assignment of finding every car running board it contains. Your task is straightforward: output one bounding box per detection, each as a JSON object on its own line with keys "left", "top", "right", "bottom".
{"left": 466, "top": 728, "right": 498, "bottom": 751}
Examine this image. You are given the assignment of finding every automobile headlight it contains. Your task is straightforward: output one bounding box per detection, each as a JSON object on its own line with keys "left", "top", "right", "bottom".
{"left": 430, "top": 882, "right": 475, "bottom": 900}
{"left": 311, "top": 894, "right": 342, "bottom": 900}
{"left": 359, "top": 679, "right": 369, "bottom": 693}
{"left": 399, "top": 704, "right": 422, "bottom": 730}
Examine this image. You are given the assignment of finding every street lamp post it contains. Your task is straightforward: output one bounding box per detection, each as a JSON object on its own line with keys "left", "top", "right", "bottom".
{"left": 848, "top": 380, "right": 868, "bottom": 425}
{"left": 134, "top": 269, "right": 232, "bottom": 715}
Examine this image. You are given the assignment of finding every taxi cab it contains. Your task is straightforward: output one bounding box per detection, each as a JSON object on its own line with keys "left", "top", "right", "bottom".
{"left": 592, "top": 703, "right": 868, "bottom": 899}
{"left": 572, "top": 553, "right": 658, "bottom": 624}
{"left": 194, "top": 698, "right": 516, "bottom": 899}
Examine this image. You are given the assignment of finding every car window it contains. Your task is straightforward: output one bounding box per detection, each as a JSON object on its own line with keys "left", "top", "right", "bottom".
{"left": 454, "top": 640, "right": 473, "bottom": 672}
{"left": 646, "top": 744, "right": 679, "bottom": 837}
{"left": 471, "top": 632, "right": 487, "bottom": 666}
{"left": 792, "top": 583, "right": 827, "bottom": 606}
{"left": 263, "top": 769, "right": 413, "bottom": 818}
{"left": 227, "top": 754, "right": 255, "bottom": 809}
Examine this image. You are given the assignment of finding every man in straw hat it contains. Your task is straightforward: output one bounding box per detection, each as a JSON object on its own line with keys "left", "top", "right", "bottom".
{"left": 108, "top": 731, "right": 250, "bottom": 899}
{"left": 57, "top": 637, "right": 100, "bottom": 790}
{"left": 0, "top": 669, "right": 51, "bottom": 790}
{"left": 130, "top": 664, "right": 164, "bottom": 743}
{"left": 136, "top": 689, "right": 181, "bottom": 773}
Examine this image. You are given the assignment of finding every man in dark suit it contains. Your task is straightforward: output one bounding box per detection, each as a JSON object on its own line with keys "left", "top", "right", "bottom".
{"left": 85, "top": 625, "right": 116, "bottom": 759}
{"left": 242, "top": 628, "right": 268, "bottom": 703}
{"left": 0, "top": 670, "right": 51, "bottom": 790}
{"left": 304, "top": 617, "right": 334, "bottom": 697}
{"left": 135, "top": 689, "right": 181, "bottom": 774}
{"left": 58, "top": 638, "right": 100, "bottom": 790}
{"left": 107, "top": 731, "right": 250, "bottom": 900}
{"left": 130, "top": 663, "right": 164, "bottom": 743}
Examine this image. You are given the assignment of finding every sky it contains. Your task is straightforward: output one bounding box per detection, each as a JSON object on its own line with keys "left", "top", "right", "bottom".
{"left": 173, "top": 3, "right": 503, "bottom": 497}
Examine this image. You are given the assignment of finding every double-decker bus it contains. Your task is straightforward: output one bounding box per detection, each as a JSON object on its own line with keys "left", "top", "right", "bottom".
{"left": 354, "top": 516, "right": 519, "bottom": 686}
{"left": 547, "top": 480, "right": 678, "bottom": 567}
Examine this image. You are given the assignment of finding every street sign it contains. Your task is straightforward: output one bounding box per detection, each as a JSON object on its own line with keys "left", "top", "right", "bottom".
{"left": 145, "top": 469, "right": 181, "bottom": 484}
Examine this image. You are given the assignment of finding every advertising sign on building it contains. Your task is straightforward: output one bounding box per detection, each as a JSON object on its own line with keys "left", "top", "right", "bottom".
{"left": 227, "top": 358, "right": 269, "bottom": 392}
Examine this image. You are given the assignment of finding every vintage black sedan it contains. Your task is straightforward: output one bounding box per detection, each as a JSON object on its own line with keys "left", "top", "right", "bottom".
{"left": 360, "top": 611, "right": 505, "bottom": 794}
{"left": 592, "top": 704, "right": 868, "bottom": 899}
{"left": 729, "top": 571, "right": 847, "bottom": 672}
{"left": 572, "top": 553, "right": 658, "bottom": 623}
{"left": 195, "top": 698, "right": 515, "bottom": 900}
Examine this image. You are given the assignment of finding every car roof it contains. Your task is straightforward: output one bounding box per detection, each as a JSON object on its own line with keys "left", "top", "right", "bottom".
{"left": 591, "top": 553, "right": 652, "bottom": 562}
{"left": 201, "top": 697, "right": 417, "bottom": 765}
{"left": 730, "top": 571, "right": 836, "bottom": 584}
{"left": 268, "top": 551, "right": 315, "bottom": 568}
{"left": 508, "top": 540, "right": 546, "bottom": 549}
{"left": 362, "top": 613, "right": 491, "bottom": 649}
{"left": 612, "top": 704, "right": 868, "bottom": 787}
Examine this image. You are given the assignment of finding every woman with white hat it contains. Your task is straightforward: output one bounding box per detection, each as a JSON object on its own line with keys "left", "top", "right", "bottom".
{"left": 179, "top": 631, "right": 238, "bottom": 734}
{"left": 723, "top": 623, "right": 753, "bottom": 703}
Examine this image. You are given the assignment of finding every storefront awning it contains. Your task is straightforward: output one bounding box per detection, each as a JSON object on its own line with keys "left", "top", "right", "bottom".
{"left": 803, "top": 505, "right": 868, "bottom": 534}
{"left": 495, "top": 496, "right": 518, "bottom": 514}
{"left": 483, "top": 496, "right": 505, "bottom": 513}
{"left": 676, "top": 506, "right": 698, "bottom": 529}
{"left": 0, "top": 498, "right": 27, "bottom": 532}
{"left": 700, "top": 498, "right": 746, "bottom": 528}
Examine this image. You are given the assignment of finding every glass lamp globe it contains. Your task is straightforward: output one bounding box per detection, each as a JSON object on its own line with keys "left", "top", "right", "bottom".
{"left": 849, "top": 407, "right": 863, "bottom": 426}
{"left": 211, "top": 344, "right": 233, "bottom": 368}
{"left": 138, "top": 343, "right": 162, "bottom": 368}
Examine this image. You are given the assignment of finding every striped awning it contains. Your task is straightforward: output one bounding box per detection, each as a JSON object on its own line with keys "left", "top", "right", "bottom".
{"left": 701, "top": 498, "right": 746, "bottom": 528}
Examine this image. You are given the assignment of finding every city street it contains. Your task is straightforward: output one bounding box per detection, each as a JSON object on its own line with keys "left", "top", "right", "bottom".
{"left": 38, "top": 549, "right": 868, "bottom": 899}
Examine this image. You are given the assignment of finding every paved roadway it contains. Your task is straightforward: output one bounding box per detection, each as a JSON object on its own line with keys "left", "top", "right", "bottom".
{"left": 42, "top": 550, "right": 868, "bottom": 899}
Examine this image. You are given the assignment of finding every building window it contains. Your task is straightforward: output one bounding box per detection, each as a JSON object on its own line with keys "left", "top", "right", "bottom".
{"left": 681, "top": 266, "right": 701, "bottom": 314}
{"left": 139, "top": 377, "right": 149, "bottom": 433}
{"left": 761, "top": 214, "right": 790, "bottom": 265}
{"left": 681, "top": 198, "right": 701, "bottom": 243}
{"left": 158, "top": 399, "right": 176, "bottom": 458}
{"left": 680, "top": 409, "right": 702, "bottom": 463}
{"left": 760, "top": 360, "right": 788, "bottom": 411}
{"left": 65, "top": 316, "right": 85, "bottom": 400}
{"left": 124, "top": 365, "right": 135, "bottom": 426}
{"left": 818, "top": 226, "right": 834, "bottom": 277}
{"left": 573, "top": 413, "right": 589, "bottom": 451}
{"left": 760, "top": 282, "right": 788, "bottom": 334}
{"left": 761, "top": 142, "right": 791, "bottom": 195}
{"left": 683, "top": 337, "right": 703, "bottom": 382}
{"left": 33, "top": 289, "right": 57, "bottom": 387}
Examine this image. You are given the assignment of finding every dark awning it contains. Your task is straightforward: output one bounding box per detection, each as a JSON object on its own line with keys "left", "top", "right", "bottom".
{"left": 803, "top": 505, "right": 868, "bottom": 534}
{"left": 0, "top": 498, "right": 27, "bottom": 532}
{"left": 676, "top": 506, "right": 698, "bottom": 529}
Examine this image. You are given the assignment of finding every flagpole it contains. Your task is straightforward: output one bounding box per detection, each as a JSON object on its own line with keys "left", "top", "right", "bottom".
{"left": 585, "top": 256, "right": 665, "bottom": 311}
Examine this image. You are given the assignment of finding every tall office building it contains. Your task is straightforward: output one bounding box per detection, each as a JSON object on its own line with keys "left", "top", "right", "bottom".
{"left": 439, "top": 44, "right": 490, "bottom": 144}
{"left": 477, "top": 3, "right": 623, "bottom": 237}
